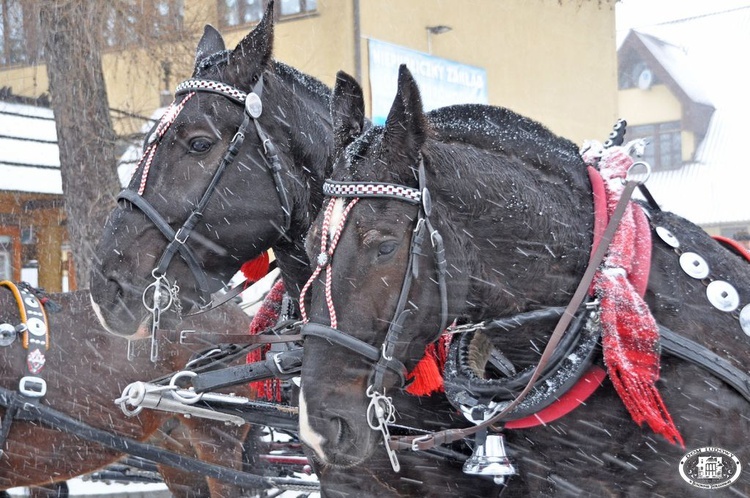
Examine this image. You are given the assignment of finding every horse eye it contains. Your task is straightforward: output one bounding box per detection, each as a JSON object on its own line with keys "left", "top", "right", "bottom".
{"left": 378, "top": 240, "right": 398, "bottom": 257}
{"left": 189, "top": 137, "right": 213, "bottom": 153}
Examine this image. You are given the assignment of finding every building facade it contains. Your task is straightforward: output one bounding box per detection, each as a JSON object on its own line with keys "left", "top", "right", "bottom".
{"left": 0, "top": 0, "right": 619, "bottom": 290}
{"left": 617, "top": 7, "right": 750, "bottom": 241}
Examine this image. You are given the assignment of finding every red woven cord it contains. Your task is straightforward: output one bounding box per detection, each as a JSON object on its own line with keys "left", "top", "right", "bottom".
{"left": 246, "top": 279, "right": 286, "bottom": 401}
{"left": 589, "top": 146, "right": 684, "bottom": 447}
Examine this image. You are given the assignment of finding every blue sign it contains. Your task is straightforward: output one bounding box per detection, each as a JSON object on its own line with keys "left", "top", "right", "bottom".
{"left": 368, "top": 39, "right": 488, "bottom": 125}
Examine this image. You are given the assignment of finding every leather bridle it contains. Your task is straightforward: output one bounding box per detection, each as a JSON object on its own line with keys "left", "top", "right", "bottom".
{"left": 117, "top": 76, "right": 292, "bottom": 360}
{"left": 300, "top": 160, "right": 449, "bottom": 390}
{"left": 299, "top": 160, "right": 449, "bottom": 470}
{"left": 298, "top": 155, "right": 651, "bottom": 469}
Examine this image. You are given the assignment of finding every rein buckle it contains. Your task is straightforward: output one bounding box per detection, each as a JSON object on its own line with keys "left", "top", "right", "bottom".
{"left": 19, "top": 376, "right": 46, "bottom": 398}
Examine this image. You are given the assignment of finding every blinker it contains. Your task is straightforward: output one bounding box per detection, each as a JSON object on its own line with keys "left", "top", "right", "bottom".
{"left": 245, "top": 92, "right": 262, "bottom": 119}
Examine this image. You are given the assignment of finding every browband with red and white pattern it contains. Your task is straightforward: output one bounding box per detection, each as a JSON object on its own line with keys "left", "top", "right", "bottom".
{"left": 175, "top": 79, "right": 248, "bottom": 105}
{"left": 323, "top": 180, "right": 421, "bottom": 204}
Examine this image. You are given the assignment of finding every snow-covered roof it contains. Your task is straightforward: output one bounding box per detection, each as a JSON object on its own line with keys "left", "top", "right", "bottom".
{"left": 0, "top": 100, "right": 62, "bottom": 194}
{"left": 620, "top": 6, "right": 750, "bottom": 227}
{"left": 0, "top": 98, "right": 165, "bottom": 195}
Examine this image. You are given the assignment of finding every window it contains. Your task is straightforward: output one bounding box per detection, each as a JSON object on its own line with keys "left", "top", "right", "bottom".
{"left": 103, "top": 0, "right": 185, "bottom": 49}
{"left": 0, "top": 235, "right": 11, "bottom": 280}
{"left": 0, "top": 0, "right": 42, "bottom": 67}
{"left": 627, "top": 122, "right": 682, "bottom": 171}
{"left": 219, "top": 0, "right": 316, "bottom": 28}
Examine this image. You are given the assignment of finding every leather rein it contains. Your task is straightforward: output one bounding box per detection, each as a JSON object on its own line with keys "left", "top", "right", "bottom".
{"left": 117, "top": 76, "right": 292, "bottom": 360}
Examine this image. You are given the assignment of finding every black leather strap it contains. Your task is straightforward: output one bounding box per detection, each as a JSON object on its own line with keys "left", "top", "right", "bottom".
{"left": 191, "top": 347, "right": 303, "bottom": 393}
{"left": 301, "top": 322, "right": 406, "bottom": 386}
{"left": 660, "top": 325, "right": 750, "bottom": 403}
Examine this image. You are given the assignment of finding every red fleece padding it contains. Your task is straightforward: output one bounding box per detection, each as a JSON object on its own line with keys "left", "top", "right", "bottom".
{"left": 713, "top": 236, "right": 750, "bottom": 263}
{"left": 246, "top": 280, "right": 286, "bottom": 402}
{"left": 504, "top": 366, "right": 607, "bottom": 429}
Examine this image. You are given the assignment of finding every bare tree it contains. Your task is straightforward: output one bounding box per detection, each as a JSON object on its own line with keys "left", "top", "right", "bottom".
{"left": 34, "top": 0, "right": 193, "bottom": 286}
{"left": 39, "top": 1, "right": 119, "bottom": 285}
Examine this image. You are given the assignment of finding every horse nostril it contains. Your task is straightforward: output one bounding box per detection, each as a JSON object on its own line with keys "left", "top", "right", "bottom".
{"left": 332, "top": 416, "right": 351, "bottom": 447}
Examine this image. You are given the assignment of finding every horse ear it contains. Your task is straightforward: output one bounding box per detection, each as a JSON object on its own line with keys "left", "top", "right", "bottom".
{"left": 227, "top": 1, "right": 275, "bottom": 87}
{"left": 383, "top": 65, "right": 428, "bottom": 163}
{"left": 331, "top": 71, "right": 365, "bottom": 150}
{"left": 195, "top": 25, "right": 226, "bottom": 67}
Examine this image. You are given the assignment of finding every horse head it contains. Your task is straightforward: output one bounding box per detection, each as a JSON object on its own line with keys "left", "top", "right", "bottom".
{"left": 298, "top": 65, "right": 594, "bottom": 468}
{"left": 90, "top": 2, "right": 333, "bottom": 337}
{"left": 298, "top": 67, "right": 469, "bottom": 467}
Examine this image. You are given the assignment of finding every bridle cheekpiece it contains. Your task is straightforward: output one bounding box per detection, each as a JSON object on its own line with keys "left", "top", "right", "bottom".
{"left": 300, "top": 160, "right": 449, "bottom": 471}
{"left": 117, "top": 74, "right": 291, "bottom": 361}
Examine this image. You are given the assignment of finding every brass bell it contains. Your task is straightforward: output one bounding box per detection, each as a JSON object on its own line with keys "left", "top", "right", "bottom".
{"left": 463, "top": 432, "right": 516, "bottom": 485}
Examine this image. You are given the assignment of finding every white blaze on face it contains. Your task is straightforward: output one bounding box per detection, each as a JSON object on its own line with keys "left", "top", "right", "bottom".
{"left": 90, "top": 295, "right": 116, "bottom": 334}
{"left": 298, "top": 386, "right": 328, "bottom": 462}
{"left": 90, "top": 294, "right": 151, "bottom": 340}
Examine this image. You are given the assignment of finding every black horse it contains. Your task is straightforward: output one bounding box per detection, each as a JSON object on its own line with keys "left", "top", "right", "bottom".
{"left": 90, "top": 7, "right": 501, "bottom": 497}
{"left": 299, "top": 65, "right": 750, "bottom": 496}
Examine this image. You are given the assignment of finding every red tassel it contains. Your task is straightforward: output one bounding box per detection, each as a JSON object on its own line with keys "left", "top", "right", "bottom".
{"left": 405, "top": 335, "right": 452, "bottom": 396}
{"left": 240, "top": 252, "right": 270, "bottom": 283}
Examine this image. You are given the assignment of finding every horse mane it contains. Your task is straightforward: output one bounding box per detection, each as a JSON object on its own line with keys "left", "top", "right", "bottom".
{"left": 192, "top": 45, "right": 331, "bottom": 106}
{"left": 427, "top": 104, "right": 588, "bottom": 189}
{"left": 272, "top": 60, "right": 331, "bottom": 104}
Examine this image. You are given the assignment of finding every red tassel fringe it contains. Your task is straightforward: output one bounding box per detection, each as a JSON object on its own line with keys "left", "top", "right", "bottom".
{"left": 245, "top": 279, "right": 285, "bottom": 402}
{"left": 240, "top": 252, "right": 271, "bottom": 283}
{"left": 405, "top": 334, "right": 451, "bottom": 396}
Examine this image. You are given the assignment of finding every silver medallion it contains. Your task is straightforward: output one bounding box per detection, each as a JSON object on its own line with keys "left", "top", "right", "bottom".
{"left": 245, "top": 92, "right": 263, "bottom": 118}
{"left": 679, "top": 252, "right": 710, "bottom": 279}
{"left": 0, "top": 323, "right": 16, "bottom": 346}
{"left": 706, "top": 280, "right": 740, "bottom": 312}
{"left": 655, "top": 226, "right": 680, "bottom": 249}
{"left": 740, "top": 304, "right": 750, "bottom": 337}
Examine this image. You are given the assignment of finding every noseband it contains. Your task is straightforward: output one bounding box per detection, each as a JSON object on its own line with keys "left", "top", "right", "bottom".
{"left": 117, "top": 76, "right": 292, "bottom": 360}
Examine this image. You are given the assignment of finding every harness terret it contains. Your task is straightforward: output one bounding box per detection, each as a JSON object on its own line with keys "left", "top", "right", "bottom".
{"left": 117, "top": 75, "right": 292, "bottom": 361}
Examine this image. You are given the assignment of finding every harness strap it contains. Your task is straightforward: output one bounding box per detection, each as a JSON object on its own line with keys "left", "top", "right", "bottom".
{"left": 118, "top": 189, "right": 212, "bottom": 299}
{"left": 394, "top": 168, "right": 644, "bottom": 452}
{"left": 0, "top": 385, "right": 308, "bottom": 490}
{"left": 0, "top": 281, "right": 50, "bottom": 398}
{"left": 301, "top": 322, "right": 407, "bottom": 386}
{"left": 659, "top": 325, "right": 750, "bottom": 403}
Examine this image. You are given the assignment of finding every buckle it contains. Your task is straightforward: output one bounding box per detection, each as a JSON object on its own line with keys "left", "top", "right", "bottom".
{"left": 19, "top": 376, "right": 47, "bottom": 398}
{"left": 272, "top": 352, "right": 291, "bottom": 374}
{"left": 174, "top": 227, "right": 189, "bottom": 244}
